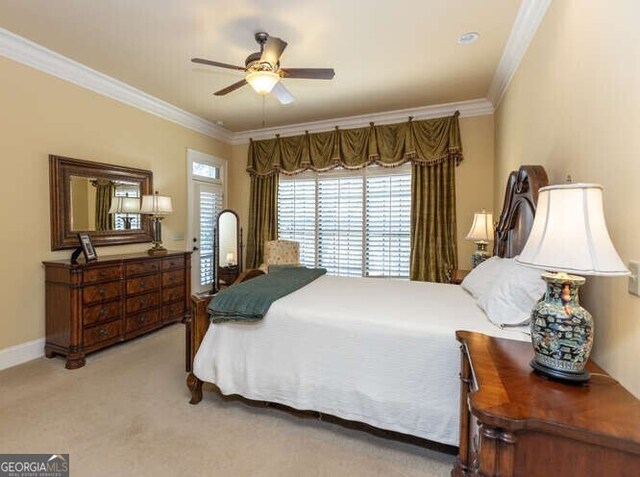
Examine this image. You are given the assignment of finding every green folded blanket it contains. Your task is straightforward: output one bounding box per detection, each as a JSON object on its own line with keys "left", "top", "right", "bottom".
{"left": 208, "top": 266, "right": 327, "bottom": 323}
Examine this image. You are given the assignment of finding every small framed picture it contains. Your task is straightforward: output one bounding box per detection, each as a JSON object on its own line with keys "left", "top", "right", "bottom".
{"left": 77, "top": 232, "right": 98, "bottom": 262}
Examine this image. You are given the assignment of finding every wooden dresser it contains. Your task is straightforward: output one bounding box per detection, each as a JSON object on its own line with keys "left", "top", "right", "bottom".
{"left": 43, "top": 251, "right": 191, "bottom": 369}
{"left": 453, "top": 331, "right": 640, "bottom": 477}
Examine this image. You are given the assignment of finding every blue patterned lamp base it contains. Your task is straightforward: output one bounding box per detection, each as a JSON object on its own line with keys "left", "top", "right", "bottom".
{"left": 530, "top": 272, "right": 593, "bottom": 383}
{"left": 471, "top": 241, "right": 490, "bottom": 268}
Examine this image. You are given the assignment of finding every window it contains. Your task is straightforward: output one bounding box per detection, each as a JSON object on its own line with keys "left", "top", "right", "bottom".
{"left": 198, "top": 185, "right": 223, "bottom": 286}
{"left": 278, "top": 164, "right": 411, "bottom": 278}
{"left": 192, "top": 161, "right": 220, "bottom": 180}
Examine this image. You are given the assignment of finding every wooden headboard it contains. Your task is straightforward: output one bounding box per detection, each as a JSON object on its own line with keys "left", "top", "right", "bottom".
{"left": 494, "top": 165, "right": 549, "bottom": 258}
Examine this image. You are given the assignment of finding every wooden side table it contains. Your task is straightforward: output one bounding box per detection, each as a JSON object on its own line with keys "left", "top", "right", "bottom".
{"left": 218, "top": 265, "right": 240, "bottom": 287}
{"left": 453, "top": 331, "right": 640, "bottom": 476}
{"left": 449, "top": 269, "right": 470, "bottom": 285}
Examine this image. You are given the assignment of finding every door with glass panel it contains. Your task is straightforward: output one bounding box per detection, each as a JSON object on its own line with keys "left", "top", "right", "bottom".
{"left": 188, "top": 150, "right": 225, "bottom": 294}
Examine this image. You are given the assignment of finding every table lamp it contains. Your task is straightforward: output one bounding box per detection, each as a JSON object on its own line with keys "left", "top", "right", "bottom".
{"left": 139, "top": 191, "right": 173, "bottom": 255}
{"left": 465, "top": 209, "right": 494, "bottom": 268}
{"left": 108, "top": 196, "right": 140, "bottom": 229}
{"left": 516, "top": 183, "right": 628, "bottom": 383}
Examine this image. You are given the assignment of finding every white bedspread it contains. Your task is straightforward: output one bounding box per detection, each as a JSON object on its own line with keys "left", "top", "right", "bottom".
{"left": 193, "top": 275, "right": 529, "bottom": 446}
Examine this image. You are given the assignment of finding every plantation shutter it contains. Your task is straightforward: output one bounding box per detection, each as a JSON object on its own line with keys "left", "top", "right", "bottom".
{"left": 318, "top": 176, "right": 363, "bottom": 277}
{"left": 199, "top": 187, "right": 223, "bottom": 286}
{"left": 277, "top": 165, "right": 411, "bottom": 278}
{"left": 365, "top": 174, "right": 411, "bottom": 277}
{"left": 277, "top": 178, "right": 316, "bottom": 267}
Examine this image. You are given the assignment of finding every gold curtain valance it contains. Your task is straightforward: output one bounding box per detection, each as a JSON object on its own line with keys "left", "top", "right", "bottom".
{"left": 247, "top": 112, "right": 463, "bottom": 177}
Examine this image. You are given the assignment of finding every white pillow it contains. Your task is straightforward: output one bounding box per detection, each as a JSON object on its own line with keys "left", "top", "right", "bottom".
{"left": 477, "top": 259, "right": 546, "bottom": 327}
{"left": 461, "top": 256, "right": 509, "bottom": 300}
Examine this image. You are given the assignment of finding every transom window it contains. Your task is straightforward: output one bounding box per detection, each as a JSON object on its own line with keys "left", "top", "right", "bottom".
{"left": 278, "top": 164, "right": 411, "bottom": 278}
{"left": 192, "top": 161, "right": 220, "bottom": 180}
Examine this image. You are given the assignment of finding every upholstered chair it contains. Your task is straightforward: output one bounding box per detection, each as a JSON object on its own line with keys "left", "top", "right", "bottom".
{"left": 259, "top": 240, "right": 300, "bottom": 272}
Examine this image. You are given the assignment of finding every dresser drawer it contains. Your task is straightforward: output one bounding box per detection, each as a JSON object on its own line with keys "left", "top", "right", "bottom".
{"left": 125, "top": 309, "right": 159, "bottom": 334}
{"left": 162, "top": 301, "right": 185, "bottom": 321}
{"left": 162, "top": 269, "right": 184, "bottom": 287}
{"left": 83, "top": 265, "right": 122, "bottom": 284}
{"left": 83, "top": 281, "right": 121, "bottom": 304}
{"left": 126, "top": 274, "right": 160, "bottom": 295}
{"left": 126, "top": 260, "right": 160, "bottom": 277}
{"left": 126, "top": 291, "right": 158, "bottom": 314}
{"left": 162, "top": 256, "right": 185, "bottom": 270}
{"left": 83, "top": 301, "right": 121, "bottom": 327}
{"left": 162, "top": 284, "right": 185, "bottom": 304}
{"left": 83, "top": 320, "right": 121, "bottom": 347}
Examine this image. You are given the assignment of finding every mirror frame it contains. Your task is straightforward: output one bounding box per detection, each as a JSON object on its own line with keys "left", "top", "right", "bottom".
{"left": 49, "top": 155, "right": 153, "bottom": 250}
{"left": 214, "top": 209, "right": 243, "bottom": 291}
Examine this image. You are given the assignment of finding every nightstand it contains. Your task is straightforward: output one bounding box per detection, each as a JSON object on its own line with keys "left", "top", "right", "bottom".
{"left": 449, "top": 269, "right": 470, "bottom": 284}
{"left": 218, "top": 265, "right": 239, "bottom": 287}
{"left": 453, "top": 331, "right": 640, "bottom": 477}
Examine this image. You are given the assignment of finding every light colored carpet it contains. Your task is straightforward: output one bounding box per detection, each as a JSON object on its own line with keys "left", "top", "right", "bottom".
{"left": 0, "top": 324, "right": 454, "bottom": 476}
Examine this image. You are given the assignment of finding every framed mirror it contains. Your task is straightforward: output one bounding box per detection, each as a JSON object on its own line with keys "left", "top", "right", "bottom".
{"left": 214, "top": 209, "right": 243, "bottom": 290}
{"left": 49, "top": 155, "right": 153, "bottom": 250}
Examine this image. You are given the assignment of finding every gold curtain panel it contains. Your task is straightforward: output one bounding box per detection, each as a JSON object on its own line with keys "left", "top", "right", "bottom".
{"left": 247, "top": 112, "right": 462, "bottom": 176}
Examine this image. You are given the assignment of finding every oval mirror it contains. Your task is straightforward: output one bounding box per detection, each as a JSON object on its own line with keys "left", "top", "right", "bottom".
{"left": 215, "top": 209, "right": 242, "bottom": 289}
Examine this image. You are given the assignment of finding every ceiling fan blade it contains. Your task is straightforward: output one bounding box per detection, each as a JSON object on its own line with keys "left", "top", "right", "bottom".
{"left": 280, "top": 68, "right": 335, "bottom": 80}
{"left": 214, "top": 79, "right": 248, "bottom": 96}
{"left": 191, "top": 58, "right": 246, "bottom": 71}
{"left": 272, "top": 82, "right": 295, "bottom": 105}
{"left": 260, "top": 36, "right": 288, "bottom": 66}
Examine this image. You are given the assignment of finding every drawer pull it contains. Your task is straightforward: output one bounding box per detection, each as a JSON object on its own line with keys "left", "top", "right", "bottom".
{"left": 139, "top": 316, "right": 148, "bottom": 324}
{"left": 99, "top": 309, "right": 107, "bottom": 317}
{"left": 97, "top": 328, "right": 108, "bottom": 337}
{"left": 99, "top": 288, "right": 107, "bottom": 297}
{"left": 140, "top": 280, "right": 146, "bottom": 288}
{"left": 459, "top": 373, "right": 472, "bottom": 385}
{"left": 99, "top": 271, "right": 107, "bottom": 277}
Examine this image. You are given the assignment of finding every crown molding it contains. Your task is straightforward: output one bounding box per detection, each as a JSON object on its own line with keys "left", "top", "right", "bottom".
{"left": 230, "top": 98, "right": 494, "bottom": 145}
{"left": 0, "top": 27, "right": 496, "bottom": 147}
{"left": 0, "top": 27, "right": 233, "bottom": 143}
{"left": 487, "top": 0, "right": 552, "bottom": 107}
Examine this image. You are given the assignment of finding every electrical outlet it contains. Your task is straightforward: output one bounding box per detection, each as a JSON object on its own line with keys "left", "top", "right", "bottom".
{"left": 628, "top": 261, "right": 640, "bottom": 296}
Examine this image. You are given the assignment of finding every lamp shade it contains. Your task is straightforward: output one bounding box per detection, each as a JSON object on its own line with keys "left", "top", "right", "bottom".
{"left": 516, "top": 183, "right": 628, "bottom": 276}
{"left": 465, "top": 210, "right": 494, "bottom": 242}
{"left": 226, "top": 251, "right": 235, "bottom": 264}
{"left": 108, "top": 196, "right": 140, "bottom": 214}
{"left": 139, "top": 193, "right": 173, "bottom": 216}
{"left": 246, "top": 71, "right": 280, "bottom": 94}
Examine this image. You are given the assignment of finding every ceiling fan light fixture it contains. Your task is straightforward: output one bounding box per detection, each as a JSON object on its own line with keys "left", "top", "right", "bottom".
{"left": 246, "top": 71, "right": 280, "bottom": 95}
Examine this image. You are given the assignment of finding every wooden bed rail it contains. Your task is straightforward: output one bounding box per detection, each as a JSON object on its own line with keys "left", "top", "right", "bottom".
{"left": 186, "top": 268, "right": 265, "bottom": 404}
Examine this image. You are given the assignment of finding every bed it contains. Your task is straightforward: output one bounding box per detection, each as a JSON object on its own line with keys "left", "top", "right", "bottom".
{"left": 185, "top": 165, "right": 549, "bottom": 447}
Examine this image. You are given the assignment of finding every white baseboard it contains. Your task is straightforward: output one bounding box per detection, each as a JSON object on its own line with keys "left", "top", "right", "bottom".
{"left": 0, "top": 338, "right": 45, "bottom": 371}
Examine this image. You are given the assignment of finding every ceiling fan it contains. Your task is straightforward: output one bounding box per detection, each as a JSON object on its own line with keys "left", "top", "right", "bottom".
{"left": 192, "top": 32, "right": 335, "bottom": 105}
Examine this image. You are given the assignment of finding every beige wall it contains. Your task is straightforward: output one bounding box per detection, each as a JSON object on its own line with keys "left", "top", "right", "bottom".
{"left": 495, "top": 0, "right": 640, "bottom": 395}
{"left": 227, "top": 115, "right": 495, "bottom": 270}
{"left": 0, "top": 57, "right": 230, "bottom": 350}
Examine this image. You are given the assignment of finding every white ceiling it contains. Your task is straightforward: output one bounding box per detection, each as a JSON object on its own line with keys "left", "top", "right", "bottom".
{"left": 0, "top": 0, "right": 521, "bottom": 132}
